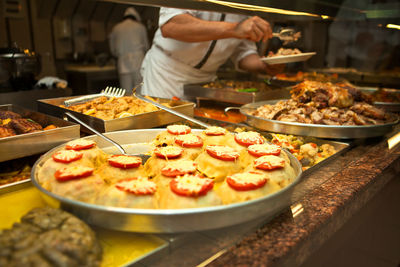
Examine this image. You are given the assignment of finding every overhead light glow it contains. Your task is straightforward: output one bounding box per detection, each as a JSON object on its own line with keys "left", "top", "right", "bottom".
{"left": 204, "top": 0, "right": 321, "bottom": 17}
{"left": 386, "top": 24, "right": 400, "bottom": 30}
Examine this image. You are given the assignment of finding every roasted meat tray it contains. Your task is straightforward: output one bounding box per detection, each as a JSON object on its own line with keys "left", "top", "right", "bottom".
{"left": 0, "top": 104, "right": 79, "bottom": 162}
{"left": 37, "top": 96, "right": 195, "bottom": 133}
{"left": 184, "top": 80, "right": 287, "bottom": 104}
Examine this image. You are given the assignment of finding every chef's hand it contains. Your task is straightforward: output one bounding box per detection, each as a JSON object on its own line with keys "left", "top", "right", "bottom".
{"left": 234, "top": 16, "right": 273, "bottom": 42}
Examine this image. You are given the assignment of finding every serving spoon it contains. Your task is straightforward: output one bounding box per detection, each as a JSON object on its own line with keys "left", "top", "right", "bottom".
{"left": 65, "top": 112, "right": 151, "bottom": 162}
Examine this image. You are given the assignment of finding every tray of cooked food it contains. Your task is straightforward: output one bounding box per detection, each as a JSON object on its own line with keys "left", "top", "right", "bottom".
{"left": 0, "top": 105, "right": 80, "bottom": 162}
{"left": 232, "top": 80, "right": 399, "bottom": 139}
{"left": 32, "top": 125, "right": 302, "bottom": 233}
{"left": 261, "top": 49, "right": 316, "bottom": 65}
{"left": 354, "top": 87, "right": 400, "bottom": 112}
{"left": 184, "top": 79, "right": 285, "bottom": 104}
{"left": 0, "top": 188, "right": 169, "bottom": 267}
{"left": 268, "top": 71, "right": 344, "bottom": 88}
{"left": 187, "top": 117, "right": 350, "bottom": 172}
{"left": 37, "top": 95, "right": 195, "bottom": 133}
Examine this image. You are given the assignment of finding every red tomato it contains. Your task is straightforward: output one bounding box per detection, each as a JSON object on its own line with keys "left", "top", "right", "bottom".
{"left": 161, "top": 160, "right": 197, "bottom": 177}
{"left": 115, "top": 177, "right": 157, "bottom": 195}
{"left": 66, "top": 139, "right": 96, "bottom": 151}
{"left": 171, "top": 96, "right": 181, "bottom": 101}
{"left": 309, "top": 143, "right": 317, "bottom": 148}
{"left": 108, "top": 155, "right": 142, "bottom": 169}
{"left": 54, "top": 166, "right": 94, "bottom": 182}
{"left": 226, "top": 171, "right": 267, "bottom": 191}
{"left": 254, "top": 155, "right": 285, "bottom": 171}
{"left": 234, "top": 132, "right": 264, "bottom": 147}
{"left": 169, "top": 174, "right": 214, "bottom": 197}
{"left": 206, "top": 145, "right": 239, "bottom": 161}
{"left": 167, "top": 125, "right": 191, "bottom": 135}
{"left": 52, "top": 150, "right": 83, "bottom": 163}
{"left": 175, "top": 134, "right": 203, "bottom": 148}
{"left": 204, "top": 126, "right": 226, "bottom": 136}
{"left": 248, "top": 144, "right": 281, "bottom": 157}
{"left": 154, "top": 146, "right": 183, "bottom": 159}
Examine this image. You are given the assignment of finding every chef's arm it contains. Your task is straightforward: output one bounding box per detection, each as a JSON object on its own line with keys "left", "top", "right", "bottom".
{"left": 239, "top": 54, "right": 285, "bottom": 75}
{"left": 161, "top": 14, "right": 272, "bottom": 43}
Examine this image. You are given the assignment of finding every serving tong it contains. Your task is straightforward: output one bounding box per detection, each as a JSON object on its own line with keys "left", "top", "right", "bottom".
{"left": 272, "top": 28, "right": 301, "bottom": 44}
{"left": 63, "top": 86, "right": 126, "bottom": 107}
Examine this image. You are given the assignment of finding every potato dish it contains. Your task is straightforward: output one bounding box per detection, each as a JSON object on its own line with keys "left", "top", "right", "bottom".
{"left": 36, "top": 125, "right": 298, "bottom": 209}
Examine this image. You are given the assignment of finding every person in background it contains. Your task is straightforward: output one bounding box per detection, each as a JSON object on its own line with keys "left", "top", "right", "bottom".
{"left": 109, "top": 7, "right": 149, "bottom": 91}
{"left": 140, "top": 8, "right": 277, "bottom": 99}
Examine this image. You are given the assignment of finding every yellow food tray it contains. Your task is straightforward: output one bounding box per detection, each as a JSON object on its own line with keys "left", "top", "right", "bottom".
{"left": 0, "top": 185, "right": 168, "bottom": 267}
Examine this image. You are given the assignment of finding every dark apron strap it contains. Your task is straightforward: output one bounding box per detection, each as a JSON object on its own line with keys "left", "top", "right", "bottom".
{"left": 193, "top": 13, "right": 226, "bottom": 69}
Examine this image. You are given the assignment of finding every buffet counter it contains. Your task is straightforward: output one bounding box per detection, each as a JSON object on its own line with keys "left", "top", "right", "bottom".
{"left": 141, "top": 128, "right": 400, "bottom": 266}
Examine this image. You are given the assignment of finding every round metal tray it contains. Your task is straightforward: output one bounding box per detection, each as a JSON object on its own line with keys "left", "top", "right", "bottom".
{"left": 31, "top": 129, "right": 303, "bottom": 233}
{"left": 240, "top": 100, "right": 399, "bottom": 139}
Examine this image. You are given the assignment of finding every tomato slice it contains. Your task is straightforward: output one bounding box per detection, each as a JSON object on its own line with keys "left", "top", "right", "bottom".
{"left": 175, "top": 134, "right": 203, "bottom": 148}
{"left": 65, "top": 139, "right": 96, "bottom": 151}
{"left": 204, "top": 126, "right": 226, "bottom": 136}
{"left": 169, "top": 174, "right": 214, "bottom": 197}
{"left": 108, "top": 155, "right": 142, "bottom": 169}
{"left": 54, "top": 166, "right": 94, "bottom": 182}
{"left": 205, "top": 145, "right": 239, "bottom": 161}
{"left": 115, "top": 177, "right": 157, "bottom": 195}
{"left": 52, "top": 150, "right": 83, "bottom": 163}
{"left": 254, "top": 155, "right": 285, "bottom": 171}
{"left": 234, "top": 131, "right": 264, "bottom": 147}
{"left": 248, "top": 144, "right": 281, "bottom": 157}
{"left": 167, "top": 125, "right": 191, "bottom": 135}
{"left": 154, "top": 146, "right": 183, "bottom": 159}
{"left": 161, "top": 160, "right": 197, "bottom": 177}
{"left": 226, "top": 171, "right": 267, "bottom": 191}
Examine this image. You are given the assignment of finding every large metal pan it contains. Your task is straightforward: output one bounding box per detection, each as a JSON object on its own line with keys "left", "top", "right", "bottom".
{"left": 234, "top": 100, "right": 399, "bottom": 139}
{"left": 31, "top": 129, "right": 302, "bottom": 233}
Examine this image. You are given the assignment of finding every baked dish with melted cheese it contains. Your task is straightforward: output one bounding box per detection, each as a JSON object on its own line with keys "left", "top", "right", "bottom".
{"left": 36, "top": 125, "right": 298, "bottom": 209}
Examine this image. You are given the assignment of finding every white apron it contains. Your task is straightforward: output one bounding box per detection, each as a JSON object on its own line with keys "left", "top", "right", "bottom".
{"left": 140, "top": 45, "right": 217, "bottom": 99}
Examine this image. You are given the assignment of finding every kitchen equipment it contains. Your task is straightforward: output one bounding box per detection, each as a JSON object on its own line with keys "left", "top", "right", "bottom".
{"left": 227, "top": 100, "right": 399, "bottom": 139}
{"left": 31, "top": 129, "right": 303, "bottom": 233}
{"left": 63, "top": 86, "right": 126, "bottom": 107}
{"left": 0, "top": 47, "right": 41, "bottom": 91}
{"left": 37, "top": 96, "right": 195, "bottom": 133}
{"left": 272, "top": 28, "right": 301, "bottom": 44}
{"left": 0, "top": 104, "right": 80, "bottom": 162}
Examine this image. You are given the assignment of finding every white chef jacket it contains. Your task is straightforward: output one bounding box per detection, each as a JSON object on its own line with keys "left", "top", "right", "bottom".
{"left": 140, "top": 8, "right": 258, "bottom": 99}
{"left": 109, "top": 19, "right": 149, "bottom": 74}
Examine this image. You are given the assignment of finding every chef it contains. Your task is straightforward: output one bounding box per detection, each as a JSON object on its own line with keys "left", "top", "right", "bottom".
{"left": 140, "top": 8, "right": 274, "bottom": 99}
{"left": 109, "top": 7, "right": 149, "bottom": 91}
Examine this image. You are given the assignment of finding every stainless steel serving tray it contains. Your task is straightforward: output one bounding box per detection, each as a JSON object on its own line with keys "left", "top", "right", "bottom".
{"left": 32, "top": 129, "right": 302, "bottom": 233}
{"left": 184, "top": 82, "right": 289, "bottom": 104}
{"left": 356, "top": 87, "right": 400, "bottom": 112}
{"left": 37, "top": 96, "right": 195, "bottom": 133}
{"left": 0, "top": 104, "right": 80, "bottom": 162}
{"left": 239, "top": 100, "right": 399, "bottom": 139}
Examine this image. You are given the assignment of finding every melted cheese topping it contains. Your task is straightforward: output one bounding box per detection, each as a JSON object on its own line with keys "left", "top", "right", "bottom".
{"left": 155, "top": 146, "right": 183, "bottom": 157}
{"left": 235, "top": 131, "right": 264, "bottom": 144}
{"left": 229, "top": 171, "right": 267, "bottom": 186}
{"left": 66, "top": 139, "right": 95, "bottom": 147}
{"left": 175, "top": 175, "right": 213, "bottom": 193}
{"left": 167, "top": 125, "right": 191, "bottom": 135}
{"left": 254, "top": 155, "right": 285, "bottom": 168}
{"left": 175, "top": 134, "right": 202, "bottom": 145}
{"left": 206, "top": 145, "right": 239, "bottom": 158}
{"left": 108, "top": 155, "right": 141, "bottom": 165}
{"left": 162, "top": 160, "right": 197, "bottom": 173}
{"left": 205, "top": 126, "right": 226, "bottom": 135}
{"left": 54, "top": 150, "right": 82, "bottom": 160}
{"left": 116, "top": 178, "right": 157, "bottom": 195}
{"left": 58, "top": 166, "right": 93, "bottom": 177}
{"left": 248, "top": 144, "right": 281, "bottom": 156}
